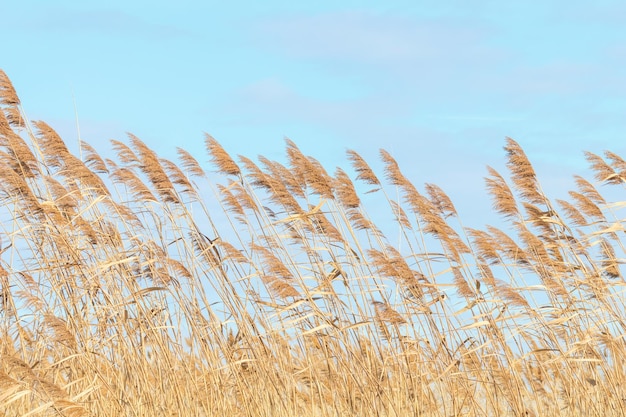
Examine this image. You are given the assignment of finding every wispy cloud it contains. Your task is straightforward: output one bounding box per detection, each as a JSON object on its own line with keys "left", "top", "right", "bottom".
{"left": 30, "top": 7, "right": 192, "bottom": 40}
{"left": 428, "top": 115, "right": 524, "bottom": 122}
{"left": 256, "top": 11, "right": 501, "bottom": 69}
{"left": 252, "top": 9, "right": 626, "bottom": 101}
{"left": 222, "top": 77, "right": 411, "bottom": 130}
{"left": 562, "top": 1, "right": 626, "bottom": 25}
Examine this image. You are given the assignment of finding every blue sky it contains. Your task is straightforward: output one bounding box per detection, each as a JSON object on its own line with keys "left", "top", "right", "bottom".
{"left": 2, "top": 1, "right": 626, "bottom": 227}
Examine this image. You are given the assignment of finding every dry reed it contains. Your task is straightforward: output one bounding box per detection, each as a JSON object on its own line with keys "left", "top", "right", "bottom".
{"left": 1, "top": 70, "right": 625, "bottom": 416}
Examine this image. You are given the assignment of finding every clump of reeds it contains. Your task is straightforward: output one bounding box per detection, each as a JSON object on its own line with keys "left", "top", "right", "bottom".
{"left": 0, "top": 68, "right": 625, "bottom": 416}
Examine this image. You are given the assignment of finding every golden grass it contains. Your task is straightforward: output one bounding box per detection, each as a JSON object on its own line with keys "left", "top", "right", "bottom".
{"left": 1, "top": 69, "right": 626, "bottom": 416}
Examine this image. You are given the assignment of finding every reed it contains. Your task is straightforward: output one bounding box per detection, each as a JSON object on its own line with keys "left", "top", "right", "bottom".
{"left": 1, "top": 69, "right": 625, "bottom": 416}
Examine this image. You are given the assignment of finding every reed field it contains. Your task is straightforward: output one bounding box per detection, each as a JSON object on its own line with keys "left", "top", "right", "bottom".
{"left": 1, "top": 68, "right": 626, "bottom": 416}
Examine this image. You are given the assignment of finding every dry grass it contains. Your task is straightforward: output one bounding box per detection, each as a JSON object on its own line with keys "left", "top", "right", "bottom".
{"left": 1, "top": 68, "right": 626, "bottom": 416}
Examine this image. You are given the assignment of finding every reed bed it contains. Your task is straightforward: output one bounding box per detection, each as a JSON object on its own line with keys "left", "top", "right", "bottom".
{"left": 1, "top": 68, "right": 625, "bottom": 416}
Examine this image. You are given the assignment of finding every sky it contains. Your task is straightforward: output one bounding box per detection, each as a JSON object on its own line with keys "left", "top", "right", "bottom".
{"left": 2, "top": 0, "right": 626, "bottom": 228}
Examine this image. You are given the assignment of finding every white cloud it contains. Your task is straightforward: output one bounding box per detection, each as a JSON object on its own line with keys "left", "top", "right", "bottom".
{"left": 225, "top": 77, "right": 411, "bottom": 130}
{"left": 28, "top": 7, "right": 192, "bottom": 39}
{"left": 256, "top": 11, "right": 501, "bottom": 68}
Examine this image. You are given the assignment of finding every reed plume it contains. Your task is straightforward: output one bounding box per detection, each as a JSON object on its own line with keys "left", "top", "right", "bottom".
{"left": 206, "top": 133, "right": 241, "bottom": 176}
{"left": 0, "top": 69, "right": 23, "bottom": 127}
